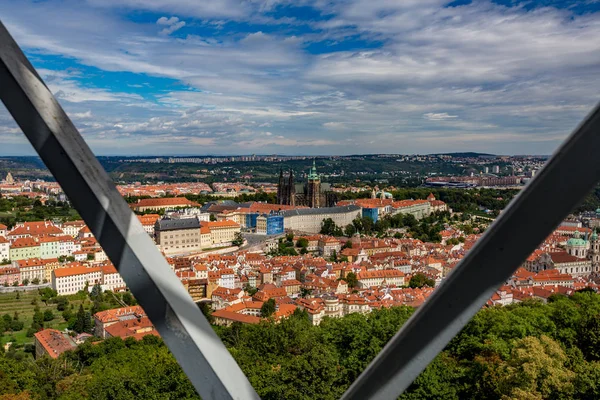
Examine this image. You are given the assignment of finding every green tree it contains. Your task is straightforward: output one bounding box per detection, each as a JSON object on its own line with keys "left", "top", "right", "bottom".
{"left": 321, "top": 218, "right": 341, "bottom": 236}
{"left": 232, "top": 232, "right": 244, "bottom": 247}
{"left": 55, "top": 296, "right": 69, "bottom": 311}
{"left": 32, "top": 310, "right": 44, "bottom": 327}
{"left": 409, "top": 273, "right": 436, "bottom": 288}
{"left": 296, "top": 237, "right": 309, "bottom": 249}
{"left": 73, "top": 305, "right": 92, "bottom": 334}
{"left": 39, "top": 288, "right": 57, "bottom": 305}
{"left": 43, "top": 310, "right": 54, "bottom": 322}
{"left": 579, "top": 313, "right": 600, "bottom": 361}
{"left": 9, "top": 320, "right": 24, "bottom": 332}
{"left": 122, "top": 292, "right": 136, "bottom": 306}
{"left": 260, "top": 298, "right": 276, "bottom": 318}
{"left": 344, "top": 224, "right": 356, "bottom": 237}
{"left": 330, "top": 249, "right": 338, "bottom": 262}
{"left": 89, "top": 284, "right": 102, "bottom": 302}
{"left": 344, "top": 272, "right": 358, "bottom": 289}
{"left": 495, "top": 335, "right": 575, "bottom": 399}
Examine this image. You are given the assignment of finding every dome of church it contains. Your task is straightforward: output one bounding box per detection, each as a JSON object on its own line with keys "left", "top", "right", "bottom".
{"left": 567, "top": 237, "right": 587, "bottom": 247}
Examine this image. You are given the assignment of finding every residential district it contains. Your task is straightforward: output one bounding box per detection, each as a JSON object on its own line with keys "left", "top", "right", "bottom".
{"left": 1, "top": 167, "right": 599, "bottom": 360}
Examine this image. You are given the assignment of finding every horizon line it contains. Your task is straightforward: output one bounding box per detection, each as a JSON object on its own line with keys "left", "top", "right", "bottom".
{"left": 0, "top": 152, "right": 552, "bottom": 158}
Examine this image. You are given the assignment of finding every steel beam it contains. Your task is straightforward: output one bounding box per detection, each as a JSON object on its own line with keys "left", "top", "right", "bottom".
{"left": 342, "top": 103, "right": 600, "bottom": 400}
{"left": 0, "top": 21, "right": 259, "bottom": 400}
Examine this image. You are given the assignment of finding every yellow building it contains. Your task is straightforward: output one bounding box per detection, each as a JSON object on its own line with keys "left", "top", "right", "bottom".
{"left": 202, "top": 220, "right": 241, "bottom": 246}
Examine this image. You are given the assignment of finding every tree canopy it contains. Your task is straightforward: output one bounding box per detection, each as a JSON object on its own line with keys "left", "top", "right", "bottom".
{"left": 2, "top": 292, "right": 600, "bottom": 399}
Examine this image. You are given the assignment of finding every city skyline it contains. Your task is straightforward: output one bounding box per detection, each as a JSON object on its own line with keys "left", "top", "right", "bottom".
{"left": 0, "top": 152, "right": 550, "bottom": 158}
{"left": 2, "top": 0, "right": 600, "bottom": 156}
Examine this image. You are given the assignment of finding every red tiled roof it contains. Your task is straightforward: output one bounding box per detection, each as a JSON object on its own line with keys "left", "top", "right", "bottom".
{"left": 53, "top": 266, "right": 101, "bottom": 278}
{"left": 62, "top": 220, "right": 85, "bottom": 227}
{"left": 393, "top": 199, "right": 430, "bottom": 208}
{"left": 357, "top": 269, "right": 405, "bottom": 279}
{"left": 133, "top": 197, "right": 200, "bottom": 208}
{"left": 211, "top": 310, "right": 261, "bottom": 324}
{"left": 16, "top": 258, "right": 44, "bottom": 267}
{"left": 549, "top": 252, "right": 580, "bottom": 264}
{"left": 554, "top": 226, "right": 592, "bottom": 233}
{"left": 202, "top": 220, "right": 240, "bottom": 229}
{"left": 104, "top": 316, "right": 159, "bottom": 340}
{"left": 11, "top": 237, "right": 39, "bottom": 248}
{"left": 34, "top": 329, "right": 75, "bottom": 358}
{"left": 137, "top": 214, "right": 160, "bottom": 224}
{"left": 94, "top": 306, "right": 146, "bottom": 323}
{"left": 101, "top": 264, "right": 119, "bottom": 274}
{"left": 9, "top": 222, "right": 63, "bottom": 236}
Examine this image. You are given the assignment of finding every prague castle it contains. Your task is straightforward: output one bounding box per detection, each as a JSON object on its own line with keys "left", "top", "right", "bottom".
{"left": 277, "top": 160, "right": 337, "bottom": 208}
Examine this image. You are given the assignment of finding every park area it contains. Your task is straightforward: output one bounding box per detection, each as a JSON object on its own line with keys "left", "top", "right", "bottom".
{"left": 0, "top": 289, "right": 87, "bottom": 349}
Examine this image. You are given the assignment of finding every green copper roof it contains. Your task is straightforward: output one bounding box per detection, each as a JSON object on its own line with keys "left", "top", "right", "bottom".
{"left": 308, "top": 159, "right": 319, "bottom": 180}
{"left": 567, "top": 237, "right": 587, "bottom": 247}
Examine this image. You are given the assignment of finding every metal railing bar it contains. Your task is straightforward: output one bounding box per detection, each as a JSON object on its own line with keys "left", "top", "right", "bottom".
{"left": 0, "top": 20, "right": 260, "bottom": 400}
{"left": 341, "top": 103, "right": 600, "bottom": 400}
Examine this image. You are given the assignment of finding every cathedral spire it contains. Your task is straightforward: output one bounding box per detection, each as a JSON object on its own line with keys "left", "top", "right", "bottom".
{"left": 277, "top": 168, "right": 284, "bottom": 204}
{"left": 288, "top": 168, "right": 295, "bottom": 206}
{"left": 308, "top": 159, "right": 319, "bottom": 180}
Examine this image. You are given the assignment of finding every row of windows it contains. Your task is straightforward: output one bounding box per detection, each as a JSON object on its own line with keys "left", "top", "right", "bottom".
{"left": 57, "top": 275, "right": 101, "bottom": 281}
{"left": 164, "top": 238, "right": 201, "bottom": 245}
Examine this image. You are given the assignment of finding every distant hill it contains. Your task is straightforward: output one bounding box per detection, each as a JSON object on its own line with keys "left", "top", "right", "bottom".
{"left": 430, "top": 152, "right": 496, "bottom": 158}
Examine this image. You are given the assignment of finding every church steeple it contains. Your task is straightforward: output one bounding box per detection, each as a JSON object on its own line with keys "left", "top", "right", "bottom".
{"left": 277, "top": 168, "right": 284, "bottom": 204}
{"left": 308, "top": 159, "right": 319, "bottom": 180}
{"left": 288, "top": 168, "right": 295, "bottom": 206}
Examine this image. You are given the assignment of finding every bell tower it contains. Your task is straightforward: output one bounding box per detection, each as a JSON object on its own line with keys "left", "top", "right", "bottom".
{"left": 306, "top": 159, "right": 321, "bottom": 208}
{"left": 589, "top": 229, "right": 600, "bottom": 272}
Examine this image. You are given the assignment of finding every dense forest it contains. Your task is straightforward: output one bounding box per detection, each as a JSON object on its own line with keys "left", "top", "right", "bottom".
{"left": 2, "top": 291, "right": 600, "bottom": 399}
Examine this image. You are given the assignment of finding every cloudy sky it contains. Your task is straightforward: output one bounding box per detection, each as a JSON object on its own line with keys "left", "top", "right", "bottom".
{"left": 1, "top": 0, "right": 599, "bottom": 156}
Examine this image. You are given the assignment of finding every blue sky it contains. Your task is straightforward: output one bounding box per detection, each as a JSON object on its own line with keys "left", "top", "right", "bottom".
{"left": 1, "top": 0, "right": 600, "bottom": 155}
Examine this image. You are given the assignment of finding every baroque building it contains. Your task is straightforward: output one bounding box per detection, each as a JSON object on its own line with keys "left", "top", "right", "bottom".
{"left": 525, "top": 230, "right": 600, "bottom": 277}
{"left": 277, "top": 160, "right": 337, "bottom": 208}
{"left": 588, "top": 229, "right": 600, "bottom": 271}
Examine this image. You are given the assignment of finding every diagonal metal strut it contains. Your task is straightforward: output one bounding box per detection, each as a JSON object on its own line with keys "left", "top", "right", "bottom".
{"left": 342, "top": 104, "right": 600, "bottom": 400}
{"left": 0, "top": 21, "right": 259, "bottom": 400}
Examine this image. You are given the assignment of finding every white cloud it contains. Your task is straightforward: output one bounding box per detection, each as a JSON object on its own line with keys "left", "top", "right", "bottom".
{"left": 71, "top": 110, "right": 93, "bottom": 119}
{"left": 157, "top": 16, "right": 186, "bottom": 35}
{"left": 423, "top": 113, "right": 457, "bottom": 121}
{"left": 157, "top": 16, "right": 179, "bottom": 25}
{"left": 1, "top": 0, "right": 599, "bottom": 155}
